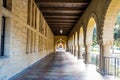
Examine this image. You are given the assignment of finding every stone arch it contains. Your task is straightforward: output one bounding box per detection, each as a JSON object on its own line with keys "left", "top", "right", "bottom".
{"left": 86, "top": 16, "right": 97, "bottom": 45}
{"left": 77, "top": 25, "right": 85, "bottom": 59}
{"left": 85, "top": 13, "right": 98, "bottom": 63}
{"left": 68, "top": 36, "right": 72, "bottom": 52}
{"left": 85, "top": 12, "right": 99, "bottom": 42}
{"left": 72, "top": 34, "right": 75, "bottom": 54}
{"left": 79, "top": 25, "right": 84, "bottom": 46}
{"left": 74, "top": 31, "right": 79, "bottom": 56}
{"left": 98, "top": 1, "right": 120, "bottom": 72}
{"left": 102, "top": 0, "right": 120, "bottom": 43}
{"left": 75, "top": 31, "right": 78, "bottom": 46}
{"left": 72, "top": 34, "right": 75, "bottom": 46}
{"left": 55, "top": 39, "right": 66, "bottom": 50}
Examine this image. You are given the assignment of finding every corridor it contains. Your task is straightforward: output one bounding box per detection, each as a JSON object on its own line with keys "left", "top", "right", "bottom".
{"left": 1, "top": 0, "right": 120, "bottom": 80}
{"left": 9, "top": 52, "right": 105, "bottom": 80}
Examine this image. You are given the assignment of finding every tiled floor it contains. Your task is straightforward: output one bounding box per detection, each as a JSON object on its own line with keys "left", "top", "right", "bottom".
{"left": 9, "top": 52, "right": 109, "bottom": 80}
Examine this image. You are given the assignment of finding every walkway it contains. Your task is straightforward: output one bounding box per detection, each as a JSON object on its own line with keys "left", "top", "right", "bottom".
{"left": 9, "top": 52, "right": 106, "bottom": 80}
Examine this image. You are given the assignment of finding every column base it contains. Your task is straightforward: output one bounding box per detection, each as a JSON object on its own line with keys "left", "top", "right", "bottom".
{"left": 97, "top": 68, "right": 106, "bottom": 75}
{"left": 84, "top": 60, "right": 91, "bottom": 64}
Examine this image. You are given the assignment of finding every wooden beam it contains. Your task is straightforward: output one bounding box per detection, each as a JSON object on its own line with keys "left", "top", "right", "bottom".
{"left": 47, "top": 20, "right": 76, "bottom": 23}
{"left": 48, "top": 24, "right": 74, "bottom": 27}
{"left": 38, "top": 2, "right": 88, "bottom": 8}
{"left": 35, "top": 0, "right": 90, "bottom": 3}
{"left": 39, "top": 7, "right": 85, "bottom": 11}
{"left": 45, "top": 15, "right": 79, "bottom": 18}
{"left": 41, "top": 10, "right": 83, "bottom": 14}
{"left": 43, "top": 12, "right": 82, "bottom": 16}
{"left": 48, "top": 23, "right": 74, "bottom": 25}
{"left": 45, "top": 17, "right": 79, "bottom": 20}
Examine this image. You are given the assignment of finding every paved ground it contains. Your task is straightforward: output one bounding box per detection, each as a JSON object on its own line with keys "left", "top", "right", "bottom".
{"left": 9, "top": 52, "right": 107, "bottom": 80}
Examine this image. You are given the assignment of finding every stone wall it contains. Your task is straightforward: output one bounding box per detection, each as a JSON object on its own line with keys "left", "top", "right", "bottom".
{"left": 0, "top": 0, "right": 54, "bottom": 80}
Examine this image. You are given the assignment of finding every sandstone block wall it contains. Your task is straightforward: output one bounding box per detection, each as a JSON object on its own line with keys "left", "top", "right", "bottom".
{"left": 0, "top": 0, "right": 54, "bottom": 80}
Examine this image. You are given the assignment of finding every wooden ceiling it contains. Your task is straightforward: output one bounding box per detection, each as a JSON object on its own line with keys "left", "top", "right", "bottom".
{"left": 35, "top": 0, "right": 91, "bottom": 36}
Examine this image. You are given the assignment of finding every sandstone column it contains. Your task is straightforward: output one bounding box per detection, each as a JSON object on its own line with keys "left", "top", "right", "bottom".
{"left": 74, "top": 45, "right": 76, "bottom": 56}
{"left": 85, "top": 43, "right": 91, "bottom": 63}
{"left": 72, "top": 46, "right": 74, "bottom": 55}
{"left": 75, "top": 45, "right": 78, "bottom": 57}
{"left": 78, "top": 45, "right": 83, "bottom": 59}
{"left": 99, "top": 40, "right": 113, "bottom": 74}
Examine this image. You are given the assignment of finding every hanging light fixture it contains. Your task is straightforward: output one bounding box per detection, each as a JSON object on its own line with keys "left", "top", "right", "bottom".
{"left": 60, "top": 29, "right": 63, "bottom": 34}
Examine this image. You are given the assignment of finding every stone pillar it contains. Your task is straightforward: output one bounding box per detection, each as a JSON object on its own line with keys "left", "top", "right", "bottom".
{"left": 78, "top": 45, "right": 82, "bottom": 59}
{"left": 71, "top": 46, "right": 72, "bottom": 54}
{"left": 72, "top": 46, "right": 74, "bottom": 55}
{"left": 85, "top": 44, "right": 91, "bottom": 63}
{"left": 99, "top": 40, "right": 113, "bottom": 74}
{"left": 26, "top": 29, "right": 31, "bottom": 54}
{"left": 32, "top": 31, "right": 35, "bottom": 53}
{"left": 74, "top": 46, "right": 76, "bottom": 56}
{"left": 71, "top": 47, "right": 72, "bottom": 54}
{"left": 76, "top": 45, "right": 78, "bottom": 58}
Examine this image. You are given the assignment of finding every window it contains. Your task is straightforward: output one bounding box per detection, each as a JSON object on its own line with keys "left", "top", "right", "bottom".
{"left": 3, "top": 0, "right": 7, "bottom": 8}
{"left": 0, "top": 16, "right": 6, "bottom": 56}
{"left": 27, "top": 0, "right": 31, "bottom": 25}
{"left": 2, "top": 0, "right": 12, "bottom": 11}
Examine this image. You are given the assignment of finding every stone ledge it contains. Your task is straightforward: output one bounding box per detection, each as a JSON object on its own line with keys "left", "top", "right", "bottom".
{"left": 0, "top": 56, "right": 10, "bottom": 66}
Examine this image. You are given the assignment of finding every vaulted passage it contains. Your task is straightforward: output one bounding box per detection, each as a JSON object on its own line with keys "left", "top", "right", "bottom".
{"left": 9, "top": 52, "right": 106, "bottom": 80}
{"left": 0, "top": 0, "right": 120, "bottom": 80}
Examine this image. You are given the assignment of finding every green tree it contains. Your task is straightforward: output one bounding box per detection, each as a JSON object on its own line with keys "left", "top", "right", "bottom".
{"left": 113, "top": 11, "right": 120, "bottom": 52}
{"left": 114, "top": 38, "right": 120, "bottom": 48}
{"left": 92, "top": 27, "right": 97, "bottom": 50}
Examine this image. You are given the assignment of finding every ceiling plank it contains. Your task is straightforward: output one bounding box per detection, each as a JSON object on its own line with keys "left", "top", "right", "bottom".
{"left": 35, "top": 0, "right": 90, "bottom": 3}
{"left": 49, "top": 24, "right": 74, "bottom": 26}
{"left": 48, "top": 23, "right": 74, "bottom": 25}
{"left": 45, "top": 18, "right": 77, "bottom": 20}
{"left": 45, "top": 15, "right": 79, "bottom": 18}
{"left": 41, "top": 10, "right": 83, "bottom": 14}
{"left": 35, "top": 0, "right": 91, "bottom": 36}
{"left": 46, "top": 19, "right": 76, "bottom": 22}
{"left": 43, "top": 13, "right": 82, "bottom": 16}
{"left": 38, "top": 2, "right": 88, "bottom": 8}
{"left": 47, "top": 20, "right": 76, "bottom": 23}
{"left": 39, "top": 7, "right": 85, "bottom": 11}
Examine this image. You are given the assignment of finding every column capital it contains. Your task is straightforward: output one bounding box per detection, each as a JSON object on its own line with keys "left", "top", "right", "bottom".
{"left": 85, "top": 42, "right": 92, "bottom": 47}
{"left": 79, "top": 42, "right": 84, "bottom": 46}
{"left": 98, "top": 39, "right": 113, "bottom": 46}
{"left": 78, "top": 45, "right": 81, "bottom": 47}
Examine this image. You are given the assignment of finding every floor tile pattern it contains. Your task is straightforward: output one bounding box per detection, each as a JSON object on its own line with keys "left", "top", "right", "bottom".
{"left": 9, "top": 52, "right": 106, "bottom": 80}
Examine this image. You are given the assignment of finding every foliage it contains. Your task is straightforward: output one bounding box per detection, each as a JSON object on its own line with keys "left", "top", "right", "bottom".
{"left": 114, "top": 28, "right": 120, "bottom": 40}
{"left": 114, "top": 38, "right": 120, "bottom": 47}
{"left": 92, "top": 27, "right": 97, "bottom": 50}
{"left": 114, "top": 11, "right": 120, "bottom": 46}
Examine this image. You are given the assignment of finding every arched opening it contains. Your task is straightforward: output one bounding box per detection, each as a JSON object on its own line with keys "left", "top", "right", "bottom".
{"left": 102, "top": 1, "right": 120, "bottom": 77}
{"left": 74, "top": 32, "right": 78, "bottom": 57}
{"left": 86, "top": 17, "right": 96, "bottom": 43}
{"left": 114, "top": 11, "right": 120, "bottom": 54}
{"left": 86, "top": 17, "right": 100, "bottom": 65}
{"left": 55, "top": 39, "right": 66, "bottom": 52}
{"left": 68, "top": 37, "right": 72, "bottom": 53}
{"left": 79, "top": 27, "right": 85, "bottom": 59}
{"left": 72, "top": 34, "right": 75, "bottom": 55}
